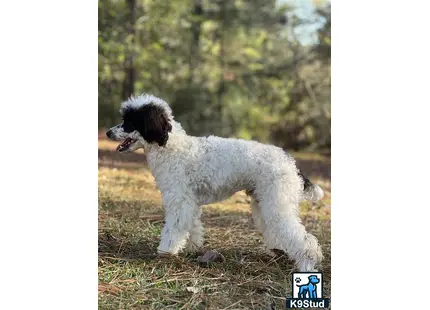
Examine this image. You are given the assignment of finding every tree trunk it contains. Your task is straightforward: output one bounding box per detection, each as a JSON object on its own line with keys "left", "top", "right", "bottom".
{"left": 188, "top": 0, "right": 203, "bottom": 86}
{"left": 217, "top": 0, "right": 227, "bottom": 113}
{"left": 122, "top": 0, "right": 137, "bottom": 100}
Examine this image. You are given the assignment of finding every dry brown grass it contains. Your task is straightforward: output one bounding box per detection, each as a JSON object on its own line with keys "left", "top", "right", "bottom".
{"left": 98, "top": 137, "right": 331, "bottom": 309}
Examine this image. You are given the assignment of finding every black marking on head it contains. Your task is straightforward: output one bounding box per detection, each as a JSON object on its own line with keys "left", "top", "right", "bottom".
{"left": 121, "top": 120, "right": 135, "bottom": 133}
{"left": 122, "top": 103, "right": 172, "bottom": 146}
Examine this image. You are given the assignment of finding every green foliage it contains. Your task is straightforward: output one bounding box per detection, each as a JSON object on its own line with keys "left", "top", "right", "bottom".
{"left": 99, "top": 0, "right": 331, "bottom": 150}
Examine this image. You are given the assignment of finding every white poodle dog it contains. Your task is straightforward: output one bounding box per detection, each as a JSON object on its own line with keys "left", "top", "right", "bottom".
{"left": 106, "top": 94, "right": 324, "bottom": 271}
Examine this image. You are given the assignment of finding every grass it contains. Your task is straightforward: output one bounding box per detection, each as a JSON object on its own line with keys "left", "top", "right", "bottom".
{"left": 98, "top": 136, "right": 331, "bottom": 309}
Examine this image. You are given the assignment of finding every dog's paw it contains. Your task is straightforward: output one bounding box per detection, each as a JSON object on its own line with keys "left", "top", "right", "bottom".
{"left": 297, "top": 258, "right": 320, "bottom": 272}
{"left": 157, "top": 251, "right": 173, "bottom": 257}
{"left": 183, "top": 242, "right": 201, "bottom": 254}
{"left": 268, "top": 248, "right": 285, "bottom": 257}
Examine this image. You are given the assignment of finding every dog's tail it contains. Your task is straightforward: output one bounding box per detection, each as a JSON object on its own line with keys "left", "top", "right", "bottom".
{"left": 298, "top": 169, "right": 324, "bottom": 202}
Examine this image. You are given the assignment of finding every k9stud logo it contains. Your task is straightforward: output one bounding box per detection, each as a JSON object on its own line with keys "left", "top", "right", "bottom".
{"left": 286, "top": 272, "right": 330, "bottom": 308}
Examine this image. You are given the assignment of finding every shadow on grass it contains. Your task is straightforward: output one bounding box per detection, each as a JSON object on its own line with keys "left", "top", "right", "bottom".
{"left": 99, "top": 231, "right": 158, "bottom": 261}
{"left": 99, "top": 195, "right": 330, "bottom": 266}
{"left": 99, "top": 230, "right": 296, "bottom": 272}
{"left": 98, "top": 228, "right": 330, "bottom": 274}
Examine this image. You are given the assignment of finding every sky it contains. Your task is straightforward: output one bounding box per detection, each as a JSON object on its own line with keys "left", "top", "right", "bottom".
{"left": 278, "top": 0, "right": 329, "bottom": 45}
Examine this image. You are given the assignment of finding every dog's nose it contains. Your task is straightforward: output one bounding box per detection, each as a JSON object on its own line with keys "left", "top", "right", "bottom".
{"left": 106, "top": 130, "right": 113, "bottom": 139}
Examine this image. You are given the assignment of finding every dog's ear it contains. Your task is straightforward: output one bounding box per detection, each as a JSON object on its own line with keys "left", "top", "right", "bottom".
{"left": 134, "top": 104, "right": 172, "bottom": 146}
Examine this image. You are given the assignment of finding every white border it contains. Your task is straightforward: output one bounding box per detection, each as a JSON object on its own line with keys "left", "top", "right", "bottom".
{"left": 0, "top": 1, "right": 98, "bottom": 309}
{"left": 1, "top": 0, "right": 430, "bottom": 309}
{"left": 333, "top": 0, "right": 430, "bottom": 309}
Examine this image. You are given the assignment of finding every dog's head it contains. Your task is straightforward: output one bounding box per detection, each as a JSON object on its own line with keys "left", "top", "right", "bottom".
{"left": 106, "top": 94, "right": 173, "bottom": 153}
{"left": 308, "top": 275, "right": 320, "bottom": 284}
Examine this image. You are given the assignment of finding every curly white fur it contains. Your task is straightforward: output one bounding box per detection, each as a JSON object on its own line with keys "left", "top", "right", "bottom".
{"left": 107, "top": 94, "right": 324, "bottom": 271}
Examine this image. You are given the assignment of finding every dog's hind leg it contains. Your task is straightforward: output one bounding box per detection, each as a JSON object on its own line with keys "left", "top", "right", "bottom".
{"left": 251, "top": 197, "right": 279, "bottom": 257}
{"left": 257, "top": 182, "right": 323, "bottom": 271}
{"left": 184, "top": 208, "right": 204, "bottom": 253}
{"left": 262, "top": 210, "right": 322, "bottom": 271}
{"left": 251, "top": 197, "right": 265, "bottom": 233}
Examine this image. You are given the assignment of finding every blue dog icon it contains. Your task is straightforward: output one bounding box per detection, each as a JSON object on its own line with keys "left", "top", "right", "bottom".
{"left": 296, "top": 275, "right": 320, "bottom": 298}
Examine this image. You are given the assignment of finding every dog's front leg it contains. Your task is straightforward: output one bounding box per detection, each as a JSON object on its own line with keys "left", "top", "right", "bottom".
{"left": 157, "top": 196, "right": 198, "bottom": 256}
